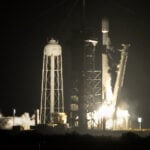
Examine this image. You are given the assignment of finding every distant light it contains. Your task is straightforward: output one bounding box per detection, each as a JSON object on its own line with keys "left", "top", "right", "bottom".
{"left": 13, "top": 109, "right": 16, "bottom": 115}
{"left": 138, "top": 117, "right": 142, "bottom": 123}
{"left": 85, "top": 39, "right": 98, "bottom": 46}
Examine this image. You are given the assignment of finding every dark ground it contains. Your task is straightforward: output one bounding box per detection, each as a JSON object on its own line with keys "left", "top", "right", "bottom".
{"left": 0, "top": 129, "right": 150, "bottom": 150}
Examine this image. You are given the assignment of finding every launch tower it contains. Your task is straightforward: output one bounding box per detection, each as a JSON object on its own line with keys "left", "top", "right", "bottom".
{"left": 79, "top": 38, "right": 101, "bottom": 129}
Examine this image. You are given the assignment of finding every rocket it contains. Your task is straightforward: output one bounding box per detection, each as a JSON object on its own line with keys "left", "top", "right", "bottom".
{"left": 102, "top": 18, "right": 111, "bottom": 47}
{"left": 101, "top": 18, "right": 113, "bottom": 103}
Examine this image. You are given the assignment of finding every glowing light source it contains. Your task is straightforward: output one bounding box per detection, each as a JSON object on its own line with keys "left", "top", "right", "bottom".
{"left": 138, "top": 117, "right": 142, "bottom": 123}
{"left": 138, "top": 117, "right": 142, "bottom": 130}
{"left": 87, "top": 103, "right": 130, "bottom": 130}
{"left": 98, "top": 104, "right": 114, "bottom": 118}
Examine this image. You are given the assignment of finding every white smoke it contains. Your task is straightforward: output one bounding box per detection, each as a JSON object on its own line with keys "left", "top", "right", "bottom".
{"left": 102, "top": 53, "right": 113, "bottom": 102}
{"left": 0, "top": 112, "right": 3, "bottom": 118}
{"left": 0, "top": 112, "right": 35, "bottom": 130}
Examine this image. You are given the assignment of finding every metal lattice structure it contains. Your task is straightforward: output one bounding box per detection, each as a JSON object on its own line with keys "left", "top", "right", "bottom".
{"left": 40, "top": 39, "right": 64, "bottom": 124}
{"left": 82, "top": 70, "right": 101, "bottom": 111}
{"left": 83, "top": 40, "right": 102, "bottom": 109}
{"left": 79, "top": 39, "right": 102, "bottom": 128}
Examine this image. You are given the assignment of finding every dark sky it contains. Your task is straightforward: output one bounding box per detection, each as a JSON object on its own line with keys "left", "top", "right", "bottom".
{"left": 0, "top": 0, "right": 150, "bottom": 128}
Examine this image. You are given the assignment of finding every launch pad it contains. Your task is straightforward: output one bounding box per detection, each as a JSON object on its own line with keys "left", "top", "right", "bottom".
{"left": 69, "top": 18, "right": 130, "bottom": 131}
{"left": 0, "top": 19, "right": 132, "bottom": 132}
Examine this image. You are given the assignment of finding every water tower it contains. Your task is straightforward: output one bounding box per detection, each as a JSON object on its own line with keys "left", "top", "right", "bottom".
{"left": 40, "top": 39, "right": 66, "bottom": 124}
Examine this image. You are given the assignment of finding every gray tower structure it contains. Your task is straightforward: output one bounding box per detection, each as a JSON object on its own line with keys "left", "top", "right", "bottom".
{"left": 79, "top": 39, "right": 102, "bottom": 129}
{"left": 83, "top": 39, "right": 101, "bottom": 107}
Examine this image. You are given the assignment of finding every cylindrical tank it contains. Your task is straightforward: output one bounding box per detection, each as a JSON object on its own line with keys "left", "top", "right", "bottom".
{"left": 44, "top": 39, "right": 62, "bottom": 56}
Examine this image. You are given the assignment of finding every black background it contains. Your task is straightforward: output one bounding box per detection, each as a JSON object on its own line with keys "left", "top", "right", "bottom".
{"left": 0, "top": 0, "right": 150, "bottom": 128}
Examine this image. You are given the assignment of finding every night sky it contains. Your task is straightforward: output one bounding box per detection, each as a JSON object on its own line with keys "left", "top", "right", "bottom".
{"left": 0, "top": 0, "right": 150, "bottom": 128}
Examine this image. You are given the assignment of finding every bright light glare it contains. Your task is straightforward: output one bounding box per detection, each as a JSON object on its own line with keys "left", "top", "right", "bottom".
{"left": 98, "top": 104, "right": 114, "bottom": 118}
{"left": 87, "top": 104, "right": 130, "bottom": 130}
{"left": 102, "top": 30, "right": 109, "bottom": 33}
{"left": 138, "top": 117, "right": 142, "bottom": 123}
{"left": 105, "top": 119, "right": 113, "bottom": 129}
{"left": 117, "top": 108, "right": 129, "bottom": 118}
{"left": 106, "top": 77, "right": 113, "bottom": 101}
